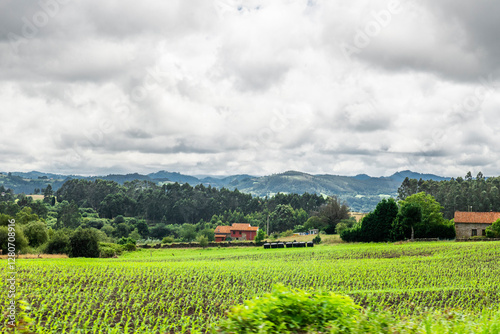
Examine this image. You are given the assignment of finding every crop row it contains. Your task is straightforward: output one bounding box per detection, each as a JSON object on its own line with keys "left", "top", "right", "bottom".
{"left": 1, "top": 241, "right": 499, "bottom": 333}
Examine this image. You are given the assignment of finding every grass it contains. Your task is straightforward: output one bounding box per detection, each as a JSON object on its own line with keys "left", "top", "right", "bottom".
{"left": 266, "top": 233, "right": 342, "bottom": 243}
{"left": 350, "top": 212, "right": 368, "bottom": 221}
{"left": 26, "top": 195, "right": 44, "bottom": 201}
{"left": 1, "top": 240, "right": 499, "bottom": 333}
{"left": 0, "top": 254, "right": 68, "bottom": 259}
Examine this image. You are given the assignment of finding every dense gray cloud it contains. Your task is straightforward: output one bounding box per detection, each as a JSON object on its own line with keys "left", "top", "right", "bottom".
{"left": 345, "top": 0, "right": 500, "bottom": 83}
{"left": 0, "top": 0, "right": 499, "bottom": 178}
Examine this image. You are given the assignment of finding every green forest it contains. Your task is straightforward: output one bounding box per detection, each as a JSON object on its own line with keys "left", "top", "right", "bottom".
{"left": 337, "top": 171, "right": 500, "bottom": 243}
{"left": 2, "top": 171, "right": 500, "bottom": 257}
{"left": 397, "top": 171, "right": 500, "bottom": 218}
{"left": 0, "top": 169, "right": 448, "bottom": 213}
{"left": 0, "top": 179, "right": 339, "bottom": 256}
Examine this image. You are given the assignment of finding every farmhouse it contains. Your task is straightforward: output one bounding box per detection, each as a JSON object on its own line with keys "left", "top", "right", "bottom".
{"left": 214, "top": 223, "right": 259, "bottom": 242}
{"left": 454, "top": 211, "right": 500, "bottom": 238}
{"left": 214, "top": 225, "right": 232, "bottom": 242}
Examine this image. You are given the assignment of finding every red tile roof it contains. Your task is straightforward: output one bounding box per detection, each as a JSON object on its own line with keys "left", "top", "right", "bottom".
{"left": 215, "top": 234, "right": 227, "bottom": 238}
{"left": 214, "top": 224, "right": 259, "bottom": 234}
{"left": 231, "top": 223, "right": 259, "bottom": 231}
{"left": 214, "top": 226, "right": 231, "bottom": 234}
{"left": 454, "top": 211, "right": 500, "bottom": 224}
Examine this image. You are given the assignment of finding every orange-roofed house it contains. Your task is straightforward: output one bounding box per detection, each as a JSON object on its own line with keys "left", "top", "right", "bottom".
{"left": 454, "top": 211, "right": 500, "bottom": 238}
{"left": 214, "top": 225, "right": 232, "bottom": 242}
{"left": 230, "top": 223, "right": 259, "bottom": 241}
{"left": 214, "top": 223, "right": 259, "bottom": 242}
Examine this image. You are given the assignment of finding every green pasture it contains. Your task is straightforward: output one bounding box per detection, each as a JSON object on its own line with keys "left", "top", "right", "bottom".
{"left": 1, "top": 241, "right": 500, "bottom": 333}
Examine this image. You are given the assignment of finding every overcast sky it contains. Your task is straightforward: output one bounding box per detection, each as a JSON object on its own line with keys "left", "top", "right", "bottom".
{"left": 1, "top": 0, "right": 499, "bottom": 177}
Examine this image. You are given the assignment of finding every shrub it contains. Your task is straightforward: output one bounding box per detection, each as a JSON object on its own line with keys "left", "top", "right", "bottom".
{"left": 24, "top": 221, "right": 49, "bottom": 247}
{"left": 340, "top": 225, "right": 363, "bottom": 242}
{"left": 116, "top": 237, "right": 137, "bottom": 251}
{"left": 335, "top": 223, "right": 350, "bottom": 235}
{"left": 123, "top": 242, "right": 136, "bottom": 251}
{"left": 336, "top": 217, "right": 357, "bottom": 235}
{"left": 293, "top": 224, "right": 307, "bottom": 233}
{"left": 254, "top": 229, "right": 266, "bottom": 243}
{"left": 486, "top": 218, "right": 500, "bottom": 238}
{"left": 214, "top": 284, "right": 361, "bottom": 333}
{"left": 197, "top": 235, "right": 209, "bottom": 249}
{"left": 45, "top": 230, "right": 70, "bottom": 254}
{"left": 313, "top": 235, "right": 321, "bottom": 244}
{"left": 162, "top": 236, "right": 174, "bottom": 244}
{"left": 433, "top": 221, "right": 456, "bottom": 239}
{"left": 99, "top": 242, "right": 132, "bottom": 257}
{"left": 117, "top": 237, "right": 136, "bottom": 245}
{"left": 99, "top": 242, "right": 124, "bottom": 256}
{"left": 128, "top": 228, "right": 142, "bottom": 242}
{"left": 413, "top": 220, "right": 456, "bottom": 240}
{"left": 0, "top": 225, "right": 29, "bottom": 254}
{"left": 69, "top": 228, "right": 100, "bottom": 258}
{"left": 199, "top": 228, "right": 215, "bottom": 242}
{"left": 486, "top": 229, "right": 498, "bottom": 238}
{"left": 180, "top": 224, "right": 197, "bottom": 242}
{"left": 100, "top": 245, "right": 118, "bottom": 258}
{"left": 279, "top": 229, "right": 294, "bottom": 238}
{"left": 92, "top": 228, "right": 113, "bottom": 243}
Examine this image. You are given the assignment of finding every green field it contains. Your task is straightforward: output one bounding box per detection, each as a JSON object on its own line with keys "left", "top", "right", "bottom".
{"left": 2, "top": 241, "right": 500, "bottom": 333}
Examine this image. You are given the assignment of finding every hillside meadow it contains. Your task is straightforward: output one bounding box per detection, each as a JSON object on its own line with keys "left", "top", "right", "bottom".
{"left": 1, "top": 241, "right": 500, "bottom": 333}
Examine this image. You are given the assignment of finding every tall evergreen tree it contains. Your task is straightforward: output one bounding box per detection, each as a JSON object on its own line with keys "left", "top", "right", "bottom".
{"left": 360, "top": 198, "right": 398, "bottom": 242}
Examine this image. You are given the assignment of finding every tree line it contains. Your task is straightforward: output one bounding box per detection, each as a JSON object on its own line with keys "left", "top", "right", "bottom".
{"left": 340, "top": 192, "right": 456, "bottom": 242}
{"left": 6, "top": 171, "right": 493, "bottom": 256}
{"left": 1, "top": 179, "right": 348, "bottom": 256}
{"left": 54, "top": 179, "right": 326, "bottom": 224}
{"left": 397, "top": 171, "right": 500, "bottom": 219}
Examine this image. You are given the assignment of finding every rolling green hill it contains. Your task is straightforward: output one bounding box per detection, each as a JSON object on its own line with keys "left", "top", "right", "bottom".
{"left": 226, "top": 170, "right": 399, "bottom": 197}
{"left": 0, "top": 170, "right": 449, "bottom": 212}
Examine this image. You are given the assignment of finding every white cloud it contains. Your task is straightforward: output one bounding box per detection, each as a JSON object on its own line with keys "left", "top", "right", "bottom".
{"left": 0, "top": 0, "right": 499, "bottom": 177}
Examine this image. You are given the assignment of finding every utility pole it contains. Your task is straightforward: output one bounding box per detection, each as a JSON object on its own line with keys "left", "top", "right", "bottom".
{"left": 267, "top": 214, "right": 269, "bottom": 236}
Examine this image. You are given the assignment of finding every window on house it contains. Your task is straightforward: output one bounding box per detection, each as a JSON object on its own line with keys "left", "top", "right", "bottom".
{"left": 482, "top": 229, "right": 486, "bottom": 236}
{"left": 471, "top": 229, "right": 477, "bottom": 236}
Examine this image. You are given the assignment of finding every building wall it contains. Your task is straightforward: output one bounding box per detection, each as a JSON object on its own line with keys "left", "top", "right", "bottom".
{"left": 215, "top": 233, "right": 231, "bottom": 242}
{"left": 455, "top": 223, "right": 491, "bottom": 238}
{"left": 230, "top": 230, "right": 257, "bottom": 241}
{"left": 245, "top": 231, "right": 257, "bottom": 241}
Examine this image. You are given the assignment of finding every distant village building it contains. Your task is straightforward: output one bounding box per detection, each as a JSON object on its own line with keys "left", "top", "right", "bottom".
{"left": 214, "top": 223, "right": 259, "bottom": 242}
{"left": 308, "top": 229, "right": 319, "bottom": 235}
{"left": 214, "top": 225, "right": 232, "bottom": 242}
{"left": 454, "top": 211, "right": 500, "bottom": 238}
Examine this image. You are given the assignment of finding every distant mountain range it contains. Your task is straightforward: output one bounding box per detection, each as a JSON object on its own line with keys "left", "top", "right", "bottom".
{"left": 0, "top": 170, "right": 450, "bottom": 212}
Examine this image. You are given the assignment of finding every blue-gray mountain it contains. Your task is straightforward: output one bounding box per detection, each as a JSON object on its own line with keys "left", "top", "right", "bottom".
{"left": 0, "top": 170, "right": 449, "bottom": 212}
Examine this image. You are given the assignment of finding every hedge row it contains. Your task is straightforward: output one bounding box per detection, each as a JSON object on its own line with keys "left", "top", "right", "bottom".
{"left": 139, "top": 242, "right": 264, "bottom": 249}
